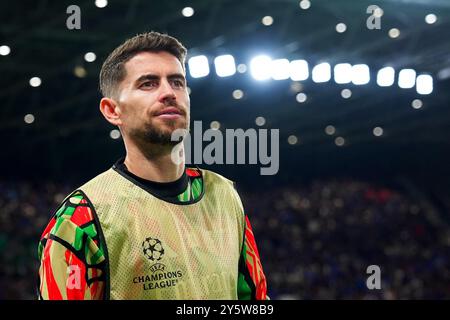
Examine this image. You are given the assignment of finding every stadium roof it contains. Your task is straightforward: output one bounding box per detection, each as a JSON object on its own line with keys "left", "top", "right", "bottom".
{"left": 1, "top": 0, "right": 450, "bottom": 184}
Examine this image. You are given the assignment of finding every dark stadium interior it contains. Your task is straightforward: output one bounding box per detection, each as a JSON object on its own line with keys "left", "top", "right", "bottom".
{"left": 1, "top": 0, "right": 450, "bottom": 299}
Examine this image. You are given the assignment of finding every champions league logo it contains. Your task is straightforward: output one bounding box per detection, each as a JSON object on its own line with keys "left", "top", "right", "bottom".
{"left": 135, "top": 237, "right": 183, "bottom": 291}
{"left": 142, "top": 237, "right": 165, "bottom": 261}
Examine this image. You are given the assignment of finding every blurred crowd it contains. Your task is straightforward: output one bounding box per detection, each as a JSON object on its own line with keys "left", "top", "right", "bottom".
{"left": 0, "top": 181, "right": 72, "bottom": 299}
{"left": 243, "top": 179, "right": 450, "bottom": 299}
{"left": 1, "top": 178, "right": 449, "bottom": 299}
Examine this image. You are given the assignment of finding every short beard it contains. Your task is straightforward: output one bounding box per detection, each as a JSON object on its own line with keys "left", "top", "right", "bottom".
{"left": 128, "top": 119, "right": 188, "bottom": 153}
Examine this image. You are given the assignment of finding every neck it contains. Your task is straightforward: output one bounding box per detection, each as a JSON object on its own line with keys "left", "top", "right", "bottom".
{"left": 123, "top": 139, "right": 185, "bottom": 183}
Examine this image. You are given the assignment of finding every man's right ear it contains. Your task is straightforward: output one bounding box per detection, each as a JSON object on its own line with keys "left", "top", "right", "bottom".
{"left": 99, "top": 97, "right": 123, "bottom": 126}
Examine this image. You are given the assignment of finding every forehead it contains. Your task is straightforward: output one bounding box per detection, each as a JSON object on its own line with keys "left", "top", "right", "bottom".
{"left": 123, "top": 51, "right": 185, "bottom": 80}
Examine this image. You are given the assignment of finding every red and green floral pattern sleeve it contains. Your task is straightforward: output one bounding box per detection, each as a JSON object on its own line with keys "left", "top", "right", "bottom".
{"left": 237, "top": 215, "right": 268, "bottom": 300}
{"left": 37, "top": 190, "right": 107, "bottom": 300}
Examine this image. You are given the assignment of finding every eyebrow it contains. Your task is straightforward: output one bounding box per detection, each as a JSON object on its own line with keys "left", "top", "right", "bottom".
{"left": 134, "top": 73, "right": 186, "bottom": 85}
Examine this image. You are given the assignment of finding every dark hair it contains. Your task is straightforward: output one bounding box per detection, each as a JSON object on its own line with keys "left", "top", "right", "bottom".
{"left": 99, "top": 31, "right": 187, "bottom": 98}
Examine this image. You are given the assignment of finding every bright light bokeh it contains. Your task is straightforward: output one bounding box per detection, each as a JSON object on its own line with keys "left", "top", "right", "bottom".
{"left": 312, "top": 62, "right": 331, "bottom": 83}
{"left": 290, "top": 60, "right": 309, "bottom": 81}
{"left": 334, "top": 63, "right": 352, "bottom": 84}
{"left": 398, "top": 69, "right": 416, "bottom": 89}
{"left": 416, "top": 74, "right": 433, "bottom": 95}
{"left": 188, "top": 55, "right": 210, "bottom": 78}
{"left": 214, "top": 55, "right": 236, "bottom": 77}
{"left": 250, "top": 55, "right": 273, "bottom": 81}
{"left": 271, "top": 59, "right": 290, "bottom": 80}
{"left": 377, "top": 67, "right": 395, "bottom": 87}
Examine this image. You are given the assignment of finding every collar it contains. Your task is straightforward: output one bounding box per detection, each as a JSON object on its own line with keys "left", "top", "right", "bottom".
{"left": 112, "top": 157, "right": 189, "bottom": 198}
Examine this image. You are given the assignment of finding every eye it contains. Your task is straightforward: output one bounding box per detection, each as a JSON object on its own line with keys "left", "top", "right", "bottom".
{"left": 140, "top": 81, "right": 157, "bottom": 88}
{"left": 171, "top": 79, "right": 185, "bottom": 88}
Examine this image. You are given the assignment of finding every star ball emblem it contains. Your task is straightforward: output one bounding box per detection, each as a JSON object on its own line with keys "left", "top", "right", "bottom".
{"left": 142, "top": 237, "right": 165, "bottom": 261}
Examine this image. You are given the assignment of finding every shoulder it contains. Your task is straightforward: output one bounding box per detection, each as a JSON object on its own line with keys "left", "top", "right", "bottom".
{"left": 37, "top": 189, "right": 107, "bottom": 300}
{"left": 38, "top": 188, "right": 104, "bottom": 260}
{"left": 199, "top": 168, "right": 235, "bottom": 188}
{"left": 199, "top": 168, "right": 241, "bottom": 198}
{"left": 198, "top": 168, "right": 244, "bottom": 208}
{"left": 79, "top": 168, "right": 121, "bottom": 194}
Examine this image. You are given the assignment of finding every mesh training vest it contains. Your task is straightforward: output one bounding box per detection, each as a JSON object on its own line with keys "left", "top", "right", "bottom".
{"left": 79, "top": 167, "right": 245, "bottom": 300}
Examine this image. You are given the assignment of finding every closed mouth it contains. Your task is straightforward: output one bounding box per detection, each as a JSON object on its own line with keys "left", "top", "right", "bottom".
{"left": 156, "top": 107, "right": 183, "bottom": 116}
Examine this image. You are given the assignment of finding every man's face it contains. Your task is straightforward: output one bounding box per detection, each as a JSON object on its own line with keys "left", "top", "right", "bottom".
{"left": 116, "top": 51, "right": 190, "bottom": 147}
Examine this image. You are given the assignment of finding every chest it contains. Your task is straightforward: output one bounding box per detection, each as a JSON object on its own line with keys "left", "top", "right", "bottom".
{"left": 96, "top": 194, "right": 242, "bottom": 299}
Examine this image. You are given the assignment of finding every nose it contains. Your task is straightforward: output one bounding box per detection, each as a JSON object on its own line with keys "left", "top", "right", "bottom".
{"left": 158, "top": 78, "right": 176, "bottom": 105}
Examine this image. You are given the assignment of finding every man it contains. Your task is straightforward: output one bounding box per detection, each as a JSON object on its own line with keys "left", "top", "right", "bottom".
{"left": 37, "top": 31, "right": 268, "bottom": 300}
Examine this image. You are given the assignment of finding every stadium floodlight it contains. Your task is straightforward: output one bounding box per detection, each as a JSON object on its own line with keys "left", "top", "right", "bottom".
{"left": 255, "top": 116, "right": 266, "bottom": 126}
{"left": 214, "top": 55, "right": 236, "bottom": 77}
{"left": 110, "top": 129, "right": 121, "bottom": 140}
{"left": 262, "top": 16, "right": 274, "bottom": 26}
{"left": 351, "top": 64, "right": 370, "bottom": 85}
{"left": 290, "top": 59, "right": 309, "bottom": 81}
{"left": 312, "top": 62, "right": 331, "bottom": 83}
{"left": 29, "top": 77, "right": 42, "bottom": 87}
{"left": 335, "top": 23, "right": 347, "bottom": 33}
{"left": 84, "top": 52, "right": 96, "bottom": 63}
{"left": 288, "top": 135, "right": 298, "bottom": 145}
{"left": 398, "top": 69, "right": 416, "bottom": 89}
{"left": 335, "top": 136, "right": 345, "bottom": 146}
{"left": 24, "top": 114, "right": 35, "bottom": 124}
{"left": 299, "top": 0, "right": 311, "bottom": 10}
{"left": 325, "top": 125, "right": 336, "bottom": 135}
{"left": 411, "top": 99, "right": 423, "bottom": 109}
{"left": 425, "top": 13, "right": 437, "bottom": 24}
{"left": 416, "top": 74, "right": 433, "bottom": 95}
{"left": 188, "top": 55, "right": 210, "bottom": 78}
{"left": 334, "top": 63, "right": 352, "bottom": 84}
{"left": 95, "top": 0, "right": 108, "bottom": 8}
{"left": 296, "top": 92, "right": 307, "bottom": 103}
{"left": 373, "top": 127, "right": 384, "bottom": 137}
{"left": 271, "top": 59, "right": 290, "bottom": 80}
{"left": 0, "top": 45, "right": 11, "bottom": 56}
{"left": 182, "top": 7, "right": 195, "bottom": 17}
{"left": 237, "top": 64, "right": 247, "bottom": 73}
{"left": 377, "top": 67, "right": 395, "bottom": 87}
{"left": 250, "top": 55, "right": 273, "bottom": 81}
{"left": 341, "top": 88, "right": 352, "bottom": 99}
{"left": 389, "top": 28, "right": 400, "bottom": 39}
{"left": 232, "top": 89, "right": 244, "bottom": 99}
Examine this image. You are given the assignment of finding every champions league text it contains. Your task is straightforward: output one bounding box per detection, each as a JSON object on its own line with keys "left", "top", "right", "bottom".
{"left": 133, "top": 270, "right": 183, "bottom": 290}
